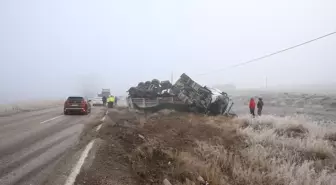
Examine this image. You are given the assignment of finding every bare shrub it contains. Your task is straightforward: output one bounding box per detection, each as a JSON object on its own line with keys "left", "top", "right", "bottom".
{"left": 324, "top": 132, "right": 336, "bottom": 142}
{"left": 274, "top": 124, "right": 308, "bottom": 138}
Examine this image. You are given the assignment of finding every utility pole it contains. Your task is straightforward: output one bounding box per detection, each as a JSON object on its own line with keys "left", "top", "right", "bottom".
{"left": 171, "top": 71, "right": 174, "bottom": 84}
{"left": 265, "top": 76, "right": 268, "bottom": 89}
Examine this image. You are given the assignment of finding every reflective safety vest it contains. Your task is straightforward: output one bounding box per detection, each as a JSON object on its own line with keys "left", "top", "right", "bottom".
{"left": 107, "top": 96, "right": 115, "bottom": 102}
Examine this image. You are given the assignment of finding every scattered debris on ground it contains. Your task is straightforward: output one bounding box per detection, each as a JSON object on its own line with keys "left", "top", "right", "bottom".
{"left": 75, "top": 107, "right": 336, "bottom": 185}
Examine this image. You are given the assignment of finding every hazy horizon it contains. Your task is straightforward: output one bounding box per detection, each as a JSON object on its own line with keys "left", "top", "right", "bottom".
{"left": 1, "top": 0, "right": 335, "bottom": 103}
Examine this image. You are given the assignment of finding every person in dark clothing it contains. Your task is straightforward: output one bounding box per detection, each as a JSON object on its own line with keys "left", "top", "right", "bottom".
{"left": 249, "top": 98, "right": 256, "bottom": 117}
{"left": 114, "top": 96, "right": 118, "bottom": 106}
{"left": 102, "top": 96, "right": 107, "bottom": 106}
{"left": 257, "top": 98, "right": 264, "bottom": 116}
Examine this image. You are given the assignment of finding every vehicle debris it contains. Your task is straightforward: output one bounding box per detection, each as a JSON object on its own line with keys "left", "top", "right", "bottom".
{"left": 127, "top": 79, "right": 174, "bottom": 98}
{"left": 127, "top": 73, "right": 235, "bottom": 116}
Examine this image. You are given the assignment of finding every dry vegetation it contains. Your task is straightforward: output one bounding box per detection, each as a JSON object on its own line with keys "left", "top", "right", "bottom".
{"left": 77, "top": 108, "right": 336, "bottom": 185}
{"left": 0, "top": 100, "right": 63, "bottom": 115}
{"left": 134, "top": 112, "right": 336, "bottom": 185}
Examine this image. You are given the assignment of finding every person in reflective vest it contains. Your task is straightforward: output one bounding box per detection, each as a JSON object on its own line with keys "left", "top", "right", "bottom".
{"left": 107, "top": 95, "right": 115, "bottom": 108}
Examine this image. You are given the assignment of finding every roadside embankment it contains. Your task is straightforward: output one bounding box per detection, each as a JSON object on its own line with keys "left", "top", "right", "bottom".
{"left": 74, "top": 107, "right": 336, "bottom": 185}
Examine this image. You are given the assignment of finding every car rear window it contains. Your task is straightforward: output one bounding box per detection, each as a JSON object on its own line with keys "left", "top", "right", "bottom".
{"left": 68, "top": 97, "right": 84, "bottom": 101}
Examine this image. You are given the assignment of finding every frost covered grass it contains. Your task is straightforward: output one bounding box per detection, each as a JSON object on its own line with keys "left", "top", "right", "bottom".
{"left": 0, "top": 100, "right": 63, "bottom": 115}
{"left": 93, "top": 109, "right": 336, "bottom": 185}
{"left": 186, "top": 115, "right": 336, "bottom": 185}
{"left": 153, "top": 114, "right": 336, "bottom": 185}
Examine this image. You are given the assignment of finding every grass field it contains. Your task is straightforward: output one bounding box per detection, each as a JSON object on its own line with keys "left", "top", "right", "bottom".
{"left": 0, "top": 100, "right": 64, "bottom": 116}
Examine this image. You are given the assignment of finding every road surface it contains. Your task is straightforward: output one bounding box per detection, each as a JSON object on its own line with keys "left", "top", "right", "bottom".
{"left": 0, "top": 106, "right": 105, "bottom": 185}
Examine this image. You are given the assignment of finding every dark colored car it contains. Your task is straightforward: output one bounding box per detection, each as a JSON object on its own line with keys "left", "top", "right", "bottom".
{"left": 64, "top": 96, "right": 91, "bottom": 115}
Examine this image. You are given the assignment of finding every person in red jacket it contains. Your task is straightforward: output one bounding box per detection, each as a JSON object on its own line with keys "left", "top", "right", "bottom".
{"left": 249, "top": 98, "right": 256, "bottom": 117}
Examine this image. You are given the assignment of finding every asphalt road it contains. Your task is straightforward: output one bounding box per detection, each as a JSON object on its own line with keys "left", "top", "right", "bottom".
{"left": 0, "top": 106, "right": 106, "bottom": 185}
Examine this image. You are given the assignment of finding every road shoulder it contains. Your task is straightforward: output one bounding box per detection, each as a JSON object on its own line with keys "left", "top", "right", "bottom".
{"left": 74, "top": 108, "right": 137, "bottom": 185}
{"left": 43, "top": 107, "right": 107, "bottom": 185}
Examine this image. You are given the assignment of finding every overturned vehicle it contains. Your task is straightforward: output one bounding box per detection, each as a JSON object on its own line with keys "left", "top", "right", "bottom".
{"left": 127, "top": 79, "right": 173, "bottom": 98}
{"left": 127, "top": 73, "right": 235, "bottom": 116}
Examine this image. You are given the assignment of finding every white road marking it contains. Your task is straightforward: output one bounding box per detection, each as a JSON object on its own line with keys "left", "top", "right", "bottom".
{"left": 64, "top": 140, "right": 95, "bottom": 185}
{"left": 100, "top": 116, "right": 106, "bottom": 122}
{"left": 96, "top": 124, "right": 102, "bottom": 131}
{"left": 96, "top": 115, "right": 106, "bottom": 131}
{"left": 40, "top": 115, "right": 63, "bottom": 124}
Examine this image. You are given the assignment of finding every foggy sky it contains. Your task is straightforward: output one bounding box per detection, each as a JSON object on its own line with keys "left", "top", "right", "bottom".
{"left": 1, "top": 0, "right": 335, "bottom": 103}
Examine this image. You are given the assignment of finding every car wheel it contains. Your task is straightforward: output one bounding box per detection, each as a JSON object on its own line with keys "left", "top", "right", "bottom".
{"left": 64, "top": 110, "right": 68, "bottom": 115}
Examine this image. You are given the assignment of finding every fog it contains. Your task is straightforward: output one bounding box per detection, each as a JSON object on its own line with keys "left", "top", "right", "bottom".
{"left": 0, "top": 0, "right": 335, "bottom": 103}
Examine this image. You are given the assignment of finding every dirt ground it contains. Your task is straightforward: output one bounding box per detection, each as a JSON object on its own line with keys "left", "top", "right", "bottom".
{"left": 75, "top": 106, "right": 336, "bottom": 185}
{"left": 74, "top": 107, "right": 242, "bottom": 185}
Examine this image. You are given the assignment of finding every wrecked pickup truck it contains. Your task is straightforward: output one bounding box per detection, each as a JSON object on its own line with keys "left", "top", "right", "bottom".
{"left": 127, "top": 73, "right": 235, "bottom": 116}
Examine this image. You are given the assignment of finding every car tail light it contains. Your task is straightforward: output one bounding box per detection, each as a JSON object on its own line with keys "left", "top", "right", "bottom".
{"left": 81, "top": 100, "right": 86, "bottom": 108}
{"left": 65, "top": 100, "right": 70, "bottom": 106}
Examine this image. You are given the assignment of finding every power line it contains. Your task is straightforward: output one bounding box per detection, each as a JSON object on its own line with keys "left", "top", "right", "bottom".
{"left": 196, "top": 31, "right": 336, "bottom": 76}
